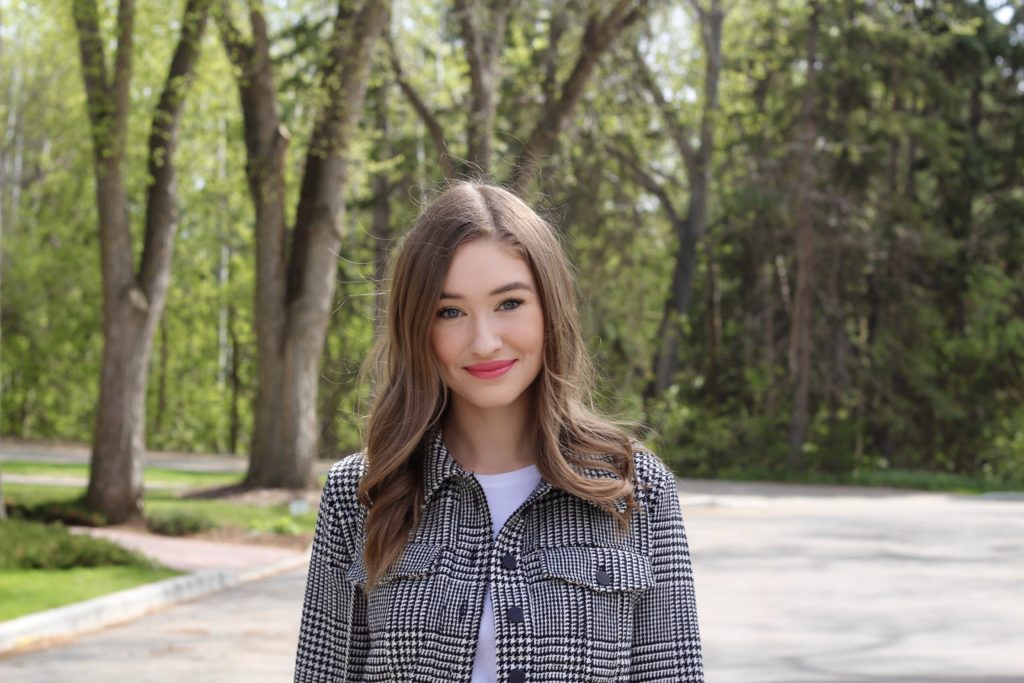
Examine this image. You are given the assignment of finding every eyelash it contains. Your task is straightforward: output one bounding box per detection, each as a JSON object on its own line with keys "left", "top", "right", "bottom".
{"left": 437, "top": 298, "right": 524, "bottom": 319}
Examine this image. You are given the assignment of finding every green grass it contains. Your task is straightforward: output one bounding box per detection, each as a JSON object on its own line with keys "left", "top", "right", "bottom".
{"left": 0, "top": 518, "right": 181, "bottom": 621}
{"left": 714, "top": 467, "right": 1024, "bottom": 494}
{"left": 145, "top": 493, "right": 318, "bottom": 535}
{"left": 3, "top": 483, "right": 318, "bottom": 536}
{"left": 1, "top": 460, "right": 243, "bottom": 488}
{"left": 0, "top": 566, "right": 180, "bottom": 621}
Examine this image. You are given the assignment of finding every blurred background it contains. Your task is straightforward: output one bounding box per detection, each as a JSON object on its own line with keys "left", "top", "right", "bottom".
{"left": 1, "top": 0, "right": 1022, "bottom": 520}
{"left": 2, "top": 2, "right": 1024, "bottom": 679}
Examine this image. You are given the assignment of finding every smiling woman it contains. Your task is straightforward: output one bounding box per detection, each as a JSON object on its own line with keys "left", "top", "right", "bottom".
{"left": 294, "top": 182, "right": 704, "bottom": 682}
{"left": 430, "top": 239, "right": 545, "bottom": 446}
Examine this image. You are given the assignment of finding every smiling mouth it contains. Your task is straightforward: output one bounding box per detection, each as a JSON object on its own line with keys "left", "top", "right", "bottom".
{"left": 464, "top": 360, "right": 517, "bottom": 379}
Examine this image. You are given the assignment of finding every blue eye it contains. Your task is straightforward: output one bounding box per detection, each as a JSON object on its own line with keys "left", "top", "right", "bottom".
{"left": 437, "top": 307, "right": 462, "bottom": 319}
{"left": 499, "top": 299, "right": 523, "bottom": 311}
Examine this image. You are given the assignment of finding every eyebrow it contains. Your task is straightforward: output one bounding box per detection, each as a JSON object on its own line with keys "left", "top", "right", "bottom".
{"left": 439, "top": 281, "right": 534, "bottom": 300}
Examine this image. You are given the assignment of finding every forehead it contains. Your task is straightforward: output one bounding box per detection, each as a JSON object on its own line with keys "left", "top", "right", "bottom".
{"left": 442, "top": 239, "right": 534, "bottom": 292}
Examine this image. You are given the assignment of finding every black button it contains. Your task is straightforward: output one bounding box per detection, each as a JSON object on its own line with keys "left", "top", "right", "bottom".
{"left": 596, "top": 568, "right": 611, "bottom": 586}
{"left": 501, "top": 553, "right": 517, "bottom": 570}
{"left": 506, "top": 606, "right": 524, "bottom": 623}
{"left": 469, "top": 548, "right": 478, "bottom": 564}
{"left": 458, "top": 601, "right": 468, "bottom": 620}
{"left": 509, "top": 669, "right": 526, "bottom": 683}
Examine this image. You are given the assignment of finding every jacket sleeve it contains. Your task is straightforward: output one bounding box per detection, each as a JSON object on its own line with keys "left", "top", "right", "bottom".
{"left": 295, "top": 456, "right": 369, "bottom": 682}
{"left": 630, "top": 465, "right": 704, "bottom": 682}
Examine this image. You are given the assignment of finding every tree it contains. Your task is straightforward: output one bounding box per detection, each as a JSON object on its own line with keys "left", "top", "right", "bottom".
{"left": 621, "top": 0, "right": 724, "bottom": 403}
{"left": 390, "top": 0, "right": 648, "bottom": 193}
{"left": 784, "top": 1, "right": 819, "bottom": 466}
{"left": 217, "top": 0, "right": 390, "bottom": 488}
{"left": 73, "top": 0, "right": 213, "bottom": 521}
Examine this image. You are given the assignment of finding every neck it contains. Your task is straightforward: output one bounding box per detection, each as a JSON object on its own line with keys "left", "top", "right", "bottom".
{"left": 442, "top": 393, "right": 537, "bottom": 475}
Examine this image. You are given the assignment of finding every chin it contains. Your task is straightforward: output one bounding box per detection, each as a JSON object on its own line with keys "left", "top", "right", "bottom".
{"left": 455, "top": 388, "right": 528, "bottom": 412}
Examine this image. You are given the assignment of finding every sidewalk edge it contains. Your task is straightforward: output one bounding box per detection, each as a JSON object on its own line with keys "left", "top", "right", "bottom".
{"left": 0, "top": 549, "right": 311, "bottom": 655}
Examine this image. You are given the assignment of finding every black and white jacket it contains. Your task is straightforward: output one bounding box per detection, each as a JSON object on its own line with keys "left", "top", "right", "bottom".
{"left": 295, "top": 431, "right": 704, "bottom": 682}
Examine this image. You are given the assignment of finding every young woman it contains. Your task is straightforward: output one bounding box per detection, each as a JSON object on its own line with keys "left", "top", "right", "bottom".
{"left": 295, "top": 182, "right": 704, "bottom": 682}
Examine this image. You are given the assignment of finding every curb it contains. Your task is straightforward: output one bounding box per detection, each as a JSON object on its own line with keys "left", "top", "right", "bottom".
{"left": 0, "top": 549, "right": 311, "bottom": 655}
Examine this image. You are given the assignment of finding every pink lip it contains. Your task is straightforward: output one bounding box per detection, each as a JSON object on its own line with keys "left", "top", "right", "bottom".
{"left": 465, "top": 359, "right": 517, "bottom": 379}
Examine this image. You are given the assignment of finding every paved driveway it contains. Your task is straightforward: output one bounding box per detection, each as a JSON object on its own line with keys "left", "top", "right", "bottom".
{"left": 2, "top": 481, "right": 1022, "bottom": 682}
{"left": 685, "top": 481, "right": 1024, "bottom": 682}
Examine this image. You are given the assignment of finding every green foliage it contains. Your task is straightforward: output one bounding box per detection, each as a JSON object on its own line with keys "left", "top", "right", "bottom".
{"left": 249, "top": 515, "right": 304, "bottom": 536}
{"left": 0, "top": 565, "right": 181, "bottom": 622}
{"left": 6, "top": 493, "right": 109, "bottom": 527}
{"left": 1, "top": 0, "right": 1021, "bottom": 487}
{"left": 145, "top": 509, "right": 216, "bottom": 536}
{"left": 0, "top": 519, "right": 156, "bottom": 570}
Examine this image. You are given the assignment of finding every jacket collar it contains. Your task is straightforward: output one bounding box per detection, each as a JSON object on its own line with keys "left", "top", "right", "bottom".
{"left": 422, "top": 428, "right": 472, "bottom": 503}
{"left": 421, "top": 428, "right": 625, "bottom": 513}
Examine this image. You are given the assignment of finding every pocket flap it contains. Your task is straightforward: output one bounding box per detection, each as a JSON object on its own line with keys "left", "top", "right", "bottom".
{"left": 331, "top": 542, "right": 442, "bottom": 588}
{"left": 539, "top": 546, "right": 654, "bottom": 593}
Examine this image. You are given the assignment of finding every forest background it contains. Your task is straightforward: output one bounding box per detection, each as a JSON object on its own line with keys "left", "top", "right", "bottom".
{"left": 1, "top": 0, "right": 1022, "bottom": 522}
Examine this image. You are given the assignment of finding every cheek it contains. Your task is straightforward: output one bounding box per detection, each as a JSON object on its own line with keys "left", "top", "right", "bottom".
{"left": 521, "top": 309, "right": 546, "bottom": 357}
{"left": 429, "top": 324, "right": 458, "bottom": 368}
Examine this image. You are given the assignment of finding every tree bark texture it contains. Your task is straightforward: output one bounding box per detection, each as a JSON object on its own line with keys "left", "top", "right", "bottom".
{"left": 787, "top": 2, "right": 820, "bottom": 468}
{"left": 73, "top": 0, "right": 212, "bottom": 522}
{"left": 219, "top": 0, "right": 389, "bottom": 489}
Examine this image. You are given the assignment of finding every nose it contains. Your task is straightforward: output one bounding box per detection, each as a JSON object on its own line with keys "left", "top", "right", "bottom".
{"left": 470, "top": 314, "right": 502, "bottom": 357}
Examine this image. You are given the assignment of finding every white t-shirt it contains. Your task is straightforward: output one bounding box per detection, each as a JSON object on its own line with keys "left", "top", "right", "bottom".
{"left": 469, "top": 464, "right": 542, "bottom": 683}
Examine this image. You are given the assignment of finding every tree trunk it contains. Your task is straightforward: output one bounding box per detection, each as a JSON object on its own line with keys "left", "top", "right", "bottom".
{"left": 74, "top": 0, "right": 212, "bottom": 521}
{"left": 647, "top": 216, "right": 700, "bottom": 399}
{"left": 220, "top": 1, "right": 389, "bottom": 489}
{"left": 228, "top": 300, "right": 241, "bottom": 455}
{"left": 786, "top": 1, "right": 820, "bottom": 468}
{"left": 454, "top": 0, "right": 511, "bottom": 177}
{"left": 704, "top": 236, "right": 721, "bottom": 407}
{"left": 637, "top": 0, "right": 724, "bottom": 402}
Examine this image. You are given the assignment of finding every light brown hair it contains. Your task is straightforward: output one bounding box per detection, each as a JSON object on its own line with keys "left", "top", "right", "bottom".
{"left": 357, "top": 182, "right": 637, "bottom": 588}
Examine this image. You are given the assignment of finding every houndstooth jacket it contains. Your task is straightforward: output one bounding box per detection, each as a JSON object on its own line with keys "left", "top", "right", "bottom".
{"left": 294, "top": 431, "right": 704, "bottom": 682}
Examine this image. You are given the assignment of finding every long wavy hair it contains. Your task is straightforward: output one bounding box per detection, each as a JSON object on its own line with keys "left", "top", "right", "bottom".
{"left": 357, "top": 182, "right": 637, "bottom": 588}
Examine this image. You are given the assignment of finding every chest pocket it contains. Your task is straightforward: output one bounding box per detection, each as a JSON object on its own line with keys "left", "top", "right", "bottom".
{"left": 345, "top": 542, "right": 445, "bottom": 682}
{"left": 529, "top": 546, "right": 654, "bottom": 682}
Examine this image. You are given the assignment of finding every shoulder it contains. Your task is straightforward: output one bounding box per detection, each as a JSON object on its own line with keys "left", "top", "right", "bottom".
{"left": 320, "top": 452, "right": 368, "bottom": 519}
{"left": 630, "top": 446, "right": 679, "bottom": 512}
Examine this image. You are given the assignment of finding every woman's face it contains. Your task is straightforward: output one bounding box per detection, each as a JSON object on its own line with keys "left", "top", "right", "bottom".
{"left": 430, "top": 238, "right": 545, "bottom": 415}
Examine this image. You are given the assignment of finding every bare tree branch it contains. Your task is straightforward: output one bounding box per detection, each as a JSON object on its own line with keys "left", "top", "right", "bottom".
{"left": 387, "top": 37, "right": 455, "bottom": 180}
{"left": 631, "top": 43, "right": 698, "bottom": 180}
{"left": 605, "top": 140, "right": 682, "bottom": 224}
{"left": 512, "top": 0, "right": 649, "bottom": 194}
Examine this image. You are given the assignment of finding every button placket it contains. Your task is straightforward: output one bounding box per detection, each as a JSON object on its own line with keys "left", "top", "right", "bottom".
{"left": 493, "top": 538, "right": 529, "bottom": 682}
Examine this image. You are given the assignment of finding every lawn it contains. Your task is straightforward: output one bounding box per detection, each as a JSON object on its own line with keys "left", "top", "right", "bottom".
{"left": 0, "top": 566, "right": 181, "bottom": 621}
{"left": 0, "top": 518, "right": 182, "bottom": 622}
{"left": 1, "top": 460, "right": 243, "bottom": 488}
{"left": 3, "top": 482, "right": 319, "bottom": 536}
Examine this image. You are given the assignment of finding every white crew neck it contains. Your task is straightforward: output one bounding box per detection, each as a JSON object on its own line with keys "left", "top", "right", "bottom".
{"left": 472, "top": 463, "right": 539, "bottom": 485}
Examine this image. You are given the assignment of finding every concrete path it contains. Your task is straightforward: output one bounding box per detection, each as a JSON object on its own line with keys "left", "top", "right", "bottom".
{"left": 3, "top": 475, "right": 1023, "bottom": 681}
{"left": 682, "top": 481, "right": 1024, "bottom": 682}
{"left": 69, "top": 527, "right": 305, "bottom": 573}
{"left": 0, "top": 568, "right": 307, "bottom": 682}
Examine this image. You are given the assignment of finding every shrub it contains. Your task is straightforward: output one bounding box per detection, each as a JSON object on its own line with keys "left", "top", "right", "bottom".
{"left": 0, "top": 519, "right": 156, "bottom": 570}
{"left": 6, "top": 496, "right": 108, "bottom": 527}
{"left": 145, "top": 509, "right": 215, "bottom": 536}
